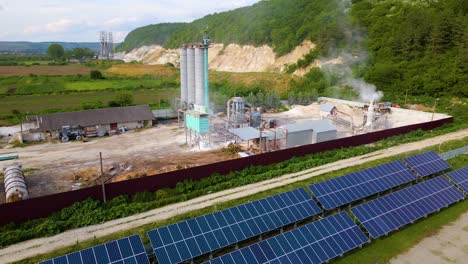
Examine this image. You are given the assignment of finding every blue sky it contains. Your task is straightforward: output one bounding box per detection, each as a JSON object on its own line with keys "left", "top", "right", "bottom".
{"left": 0, "top": 0, "right": 260, "bottom": 42}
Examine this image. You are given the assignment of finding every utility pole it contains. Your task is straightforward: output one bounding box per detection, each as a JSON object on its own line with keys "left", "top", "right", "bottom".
{"left": 99, "top": 152, "right": 106, "bottom": 203}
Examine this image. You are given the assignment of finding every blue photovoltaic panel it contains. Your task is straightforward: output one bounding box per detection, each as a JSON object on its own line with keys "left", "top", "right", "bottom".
{"left": 404, "top": 151, "right": 451, "bottom": 177}
{"left": 309, "top": 160, "right": 417, "bottom": 210}
{"left": 446, "top": 167, "right": 468, "bottom": 194}
{"left": 351, "top": 176, "right": 464, "bottom": 239}
{"left": 38, "top": 235, "right": 149, "bottom": 264}
{"left": 205, "top": 211, "right": 369, "bottom": 264}
{"left": 148, "top": 188, "right": 322, "bottom": 264}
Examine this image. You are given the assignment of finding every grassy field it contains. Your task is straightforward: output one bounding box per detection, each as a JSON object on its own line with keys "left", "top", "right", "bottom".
{"left": 15, "top": 139, "right": 468, "bottom": 264}
{"left": 0, "top": 65, "right": 92, "bottom": 76}
{"left": 0, "top": 89, "right": 176, "bottom": 114}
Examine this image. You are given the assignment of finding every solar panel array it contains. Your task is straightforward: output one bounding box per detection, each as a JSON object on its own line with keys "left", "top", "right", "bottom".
{"left": 404, "top": 151, "right": 451, "bottom": 177}
{"left": 38, "top": 235, "right": 148, "bottom": 264}
{"left": 148, "top": 188, "right": 322, "bottom": 264}
{"left": 205, "top": 211, "right": 369, "bottom": 264}
{"left": 446, "top": 167, "right": 468, "bottom": 194}
{"left": 309, "top": 160, "right": 417, "bottom": 210}
{"left": 351, "top": 176, "right": 464, "bottom": 238}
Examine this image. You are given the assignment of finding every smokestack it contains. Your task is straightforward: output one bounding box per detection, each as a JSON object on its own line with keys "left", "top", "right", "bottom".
{"left": 366, "top": 97, "right": 375, "bottom": 127}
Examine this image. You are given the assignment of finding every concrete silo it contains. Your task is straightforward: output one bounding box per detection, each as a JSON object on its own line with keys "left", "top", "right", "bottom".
{"left": 195, "top": 47, "right": 205, "bottom": 107}
{"left": 179, "top": 47, "right": 188, "bottom": 103}
{"left": 186, "top": 47, "right": 196, "bottom": 104}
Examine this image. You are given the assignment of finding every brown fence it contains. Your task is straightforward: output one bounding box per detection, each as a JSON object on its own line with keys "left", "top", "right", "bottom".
{"left": 0, "top": 117, "right": 453, "bottom": 225}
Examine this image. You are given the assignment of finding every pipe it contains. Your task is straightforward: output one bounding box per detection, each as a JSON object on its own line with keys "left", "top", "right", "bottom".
{"left": 4, "top": 164, "right": 29, "bottom": 203}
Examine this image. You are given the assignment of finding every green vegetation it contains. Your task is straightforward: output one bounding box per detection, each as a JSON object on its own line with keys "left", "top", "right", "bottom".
{"left": 47, "top": 44, "right": 65, "bottom": 61}
{"left": 352, "top": 0, "right": 467, "bottom": 108}
{"left": 13, "top": 143, "right": 468, "bottom": 263}
{"left": 117, "top": 23, "right": 187, "bottom": 52}
{"left": 118, "top": 0, "right": 346, "bottom": 56}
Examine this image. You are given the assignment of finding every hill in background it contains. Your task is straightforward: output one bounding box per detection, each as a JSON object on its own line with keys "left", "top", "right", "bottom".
{"left": 0, "top": 42, "right": 102, "bottom": 54}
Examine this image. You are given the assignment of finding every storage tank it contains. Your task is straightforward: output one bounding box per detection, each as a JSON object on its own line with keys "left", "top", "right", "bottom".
{"left": 3, "top": 164, "right": 29, "bottom": 203}
{"left": 195, "top": 47, "right": 205, "bottom": 106}
{"left": 187, "top": 47, "right": 196, "bottom": 104}
{"left": 179, "top": 47, "right": 188, "bottom": 103}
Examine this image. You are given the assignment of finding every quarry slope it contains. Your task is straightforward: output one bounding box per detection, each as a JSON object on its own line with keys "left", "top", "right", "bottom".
{"left": 118, "top": 40, "right": 316, "bottom": 74}
{"left": 1, "top": 129, "right": 467, "bottom": 264}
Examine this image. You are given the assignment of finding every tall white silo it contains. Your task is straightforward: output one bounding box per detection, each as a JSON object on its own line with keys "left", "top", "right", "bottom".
{"left": 195, "top": 47, "right": 205, "bottom": 106}
{"left": 186, "top": 47, "right": 196, "bottom": 104}
{"left": 179, "top": 47, "right": 188, "bottom": 103}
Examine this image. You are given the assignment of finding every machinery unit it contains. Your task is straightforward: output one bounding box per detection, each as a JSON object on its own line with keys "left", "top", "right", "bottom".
{"left": 250, "top": 111, "right": 262, "bottom": 128}
{"left": 227, "top": 97, "right": 246, "bottom": 126}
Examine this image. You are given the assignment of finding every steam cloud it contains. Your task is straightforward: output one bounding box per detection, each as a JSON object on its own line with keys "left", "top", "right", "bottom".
{"left": 320, "top": 0, "right": 384, "bottom": 103}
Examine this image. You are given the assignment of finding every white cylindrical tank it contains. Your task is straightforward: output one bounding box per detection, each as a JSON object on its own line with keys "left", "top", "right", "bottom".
{"left": 180, "top": 47, "right": 188, "bottom": 103}
{"left": 4, "top": 164, "right": 29, "bottom": 203}
{"left": 187, "top": 47, "right": 196, "bottom": 104}
{"left": 195, "top": 47, "right": 205, "bottom": 106}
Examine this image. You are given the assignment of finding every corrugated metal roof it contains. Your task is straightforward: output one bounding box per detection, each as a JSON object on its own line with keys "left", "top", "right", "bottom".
{"left": 319, "top": 104, "right": 336, "bottom": 112}
{"left": 229, "top": 127, "right": 264, "bottom": 141}
{"left": 30, "top": 105, "right": 154, "bottom": 131}
{"left": 280, "top": 120, "right": 336, "bottom": 133}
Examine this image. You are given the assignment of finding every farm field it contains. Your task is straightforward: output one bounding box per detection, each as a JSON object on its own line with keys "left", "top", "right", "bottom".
{"left": 0, "top": 89, "right": 176, "bottom": 115}
{"left": 0, "top": 65, "right": 92, "bottom": 76}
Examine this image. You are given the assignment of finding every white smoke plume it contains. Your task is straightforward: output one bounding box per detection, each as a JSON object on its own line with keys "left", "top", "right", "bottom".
{"left": 320, "top": 0, "right": 384, "bottom": 103}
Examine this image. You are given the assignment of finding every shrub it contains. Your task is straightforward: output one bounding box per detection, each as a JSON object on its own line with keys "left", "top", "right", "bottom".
{"left": 90, "top": 70, "right": 104, "bottom": 80}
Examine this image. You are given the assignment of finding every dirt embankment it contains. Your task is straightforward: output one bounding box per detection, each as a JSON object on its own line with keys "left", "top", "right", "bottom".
{"left": 120, "top": 41, "right": 316, "bottom": 74}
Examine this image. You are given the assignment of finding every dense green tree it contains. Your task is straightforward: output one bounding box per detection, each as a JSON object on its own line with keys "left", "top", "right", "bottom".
{"left": 47, "top": 44, "right": 65, "bottom": 61}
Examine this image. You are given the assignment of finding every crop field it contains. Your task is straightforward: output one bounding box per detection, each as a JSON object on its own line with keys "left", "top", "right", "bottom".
{"left": 105, "top": 64, "right": 177, "bottom": 77}
{"left": 0, "top": 65, "right": 92, "bottom": 76}
{"left": 0, "top": 89, "right": 176, "bottom": 115}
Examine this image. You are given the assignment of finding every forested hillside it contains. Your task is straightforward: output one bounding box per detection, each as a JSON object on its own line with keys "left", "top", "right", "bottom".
{"left": 352, "top": 0, "right": 467, "bottom": 99}
{"left": 118, "top": 0, "right": 345, "bottom": 56}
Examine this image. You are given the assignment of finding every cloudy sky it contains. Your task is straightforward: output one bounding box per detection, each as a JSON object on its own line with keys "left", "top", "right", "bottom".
{"left": 0, "top": 0, "right": 260, "bottom": 42}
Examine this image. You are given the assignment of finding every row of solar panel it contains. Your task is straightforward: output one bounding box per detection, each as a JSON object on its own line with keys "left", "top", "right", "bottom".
{"left": 206, "top": 212, "right": 369, "bottom": 264}
{"left": 147, "top": 188, "right": 322, "bottom": 264}
{"left": 38, "top": 235, "right": 148, "bottom": 264}
{"left": 206, "top": 168, "right": 467, "bottom": 264}
{"left": 38, "top": 157, "right": 463, "bottom": 264}
{"left": 309, "top": 151, "right": 451, "bottom": 210}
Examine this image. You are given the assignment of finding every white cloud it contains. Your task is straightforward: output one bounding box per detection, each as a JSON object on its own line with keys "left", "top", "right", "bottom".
{"left": 0, "top": 0, "right": 260, "bottom": 42}
{"left": 46, "top": 19, "right": 79, "bottom": 33}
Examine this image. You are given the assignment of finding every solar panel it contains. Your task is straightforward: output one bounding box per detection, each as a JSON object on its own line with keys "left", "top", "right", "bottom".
{"left": 38, "top": 235, "right": 149, "bottom": 264}
{"left": 446, "top": 167, "right": 468, "bottom": 194}
{"left": 205, "top": 211, "right": 369, "bottom": 264}
{"left": 309, "top": 160, "right": 417, "bottom": 210}
{"left": 148, "top": 188, "right": 322, "bottom": 264}
{"left": 351, "top": 176, "right": 464, "bottom": 239}
{"left": 404, "top": 151, "right": 451, "bottom": 177}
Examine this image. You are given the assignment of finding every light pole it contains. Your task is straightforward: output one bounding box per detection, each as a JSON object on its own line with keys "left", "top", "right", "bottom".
{"left": 431, "top": 98, "right": 439, "bottom": 121}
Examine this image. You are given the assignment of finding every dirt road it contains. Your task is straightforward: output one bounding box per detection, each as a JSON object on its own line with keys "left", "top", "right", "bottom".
{"left": 0, "top": 129, "right": 466, "bottom": 263}
{"left": 391, "top": 211, "right": 468, "bottom": 264}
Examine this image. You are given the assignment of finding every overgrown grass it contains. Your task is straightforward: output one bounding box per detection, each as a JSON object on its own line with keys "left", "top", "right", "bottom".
{"left": 14, "top": 142, "right": 467, "bottom": 264}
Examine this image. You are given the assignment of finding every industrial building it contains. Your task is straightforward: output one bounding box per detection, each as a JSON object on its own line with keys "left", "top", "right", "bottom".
{"left": 25, "top": 105, "right": 154, "bottom": 140}
{"left": 280, "top": 120, "right": 337, "bottom": 148}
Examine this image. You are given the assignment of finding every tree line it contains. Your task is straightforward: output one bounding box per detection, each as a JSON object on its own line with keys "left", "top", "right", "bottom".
{"left": 47, "top": 44, "right": 95, "bottom": 61}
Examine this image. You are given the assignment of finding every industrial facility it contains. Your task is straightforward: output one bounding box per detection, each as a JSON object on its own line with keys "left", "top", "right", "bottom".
{"left": 175, "top": 35, "right": 448, "bottom": 154}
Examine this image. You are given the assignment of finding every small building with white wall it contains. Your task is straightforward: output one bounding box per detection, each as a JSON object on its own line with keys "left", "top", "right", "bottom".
{"left": 280, "top": 120, "right": 337, "bottom": 148}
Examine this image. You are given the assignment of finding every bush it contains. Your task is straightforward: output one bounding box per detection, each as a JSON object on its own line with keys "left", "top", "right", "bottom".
{"left": 90, "top": 70, "right": 104, "bottom": 80}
